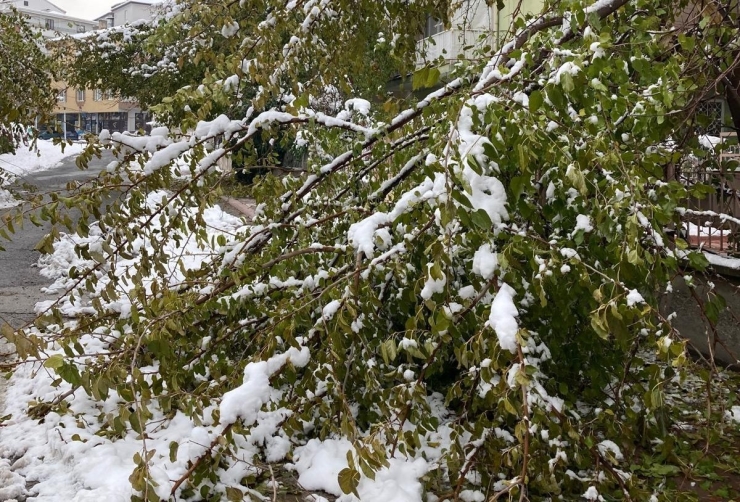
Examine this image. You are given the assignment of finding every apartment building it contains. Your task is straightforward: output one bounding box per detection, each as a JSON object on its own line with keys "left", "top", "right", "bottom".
{"left": 53, "top": 1, "right": 160, "bottom": 135}
{"left": 0, "top": 0, "right": 97, "bottom": 36}
{"left": 95, "top": 0, "right": 158, "bottom": 29}
{"left": 417, "top": 0, "right": 545, "bottom": 67}
{"left": 1, "top": 0, "right": 158, "bottom": 135}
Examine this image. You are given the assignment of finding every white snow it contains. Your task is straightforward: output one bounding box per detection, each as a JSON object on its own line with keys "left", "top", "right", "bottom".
{"left": 0, "top": 140, "right": 84, "bottom": 179}
{"left": 583, "top": 486, "right": 602, "bottom": 500}
{"left": 704, "top": 252, "right": 740, "bottom": 270}
{"left": 472, "top": 243, "right": 498, "bottom": 280}
{"left": 290, "top": 439, "right": 428, "bottom": 501}
{"left": 597, "top": 440, "right": 624, "bottom": 461}
{"left": 626, "top": 289, "right": 645, "bottom": 307}
{"left": 726, "top": 406, "right": 740, "bottom": 424}
{"left": 487, "top": 283, "right": 520, "bottom": 353}
{"left": 573, "top": 214, "right": 593, "bottom": 234}
{"left": 0, "top": 139, "right": 85, "bottom": 212}
{"left": 420, "top": 263, "right": 446, "bottom": 300}
{"left": 220, "top": 346, "right": 310, "bottom": 426}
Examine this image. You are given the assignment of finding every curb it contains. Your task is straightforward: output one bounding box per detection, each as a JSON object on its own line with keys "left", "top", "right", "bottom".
{"left": 224, "top": 198, "right": 256, "bottom": 219}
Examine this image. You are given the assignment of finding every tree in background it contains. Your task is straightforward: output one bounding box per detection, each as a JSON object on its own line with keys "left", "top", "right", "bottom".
{"left": 5, "top": 0, "right": 740, "bottom": 501}
{"left": 0, "top": 9, "right": 55, "bottom": 154}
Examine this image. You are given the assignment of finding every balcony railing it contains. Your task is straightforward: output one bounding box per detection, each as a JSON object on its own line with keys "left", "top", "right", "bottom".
{"left": 416, "top": 29, "right": 493, "bottom": 66}
{"left": 681, "top": 132, "right": 740, "bottom": 254}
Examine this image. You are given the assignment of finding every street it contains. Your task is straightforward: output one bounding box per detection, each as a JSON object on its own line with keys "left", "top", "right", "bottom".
{"left": 0, "top": 148, "right": 113, "bottom": 329}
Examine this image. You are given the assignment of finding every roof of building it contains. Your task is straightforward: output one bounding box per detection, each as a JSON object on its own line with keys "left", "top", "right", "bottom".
{"left": 110, "top": 0, "right": 158, "bottom": 10}
{"left": 0, "top": 0, "right": 67, "bottom": 14}
{"left": 43, "top": 0, "right": 66, "bottom": 13}
{"left": 14, "top": 6, "right": 98, "bottom": 24}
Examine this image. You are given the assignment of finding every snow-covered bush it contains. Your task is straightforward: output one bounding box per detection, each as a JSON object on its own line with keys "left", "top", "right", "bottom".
{"left": 5, "top": 0, "right": 740, "bottom": 500}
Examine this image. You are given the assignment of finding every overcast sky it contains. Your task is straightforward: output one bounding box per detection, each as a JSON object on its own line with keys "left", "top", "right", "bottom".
{"left": 52, "top": 0, "right": 123, "bottom": 20}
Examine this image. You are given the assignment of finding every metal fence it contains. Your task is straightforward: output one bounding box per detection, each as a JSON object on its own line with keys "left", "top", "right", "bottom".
{"left": 682, "top": 132, "right": 740, "bottom": 254}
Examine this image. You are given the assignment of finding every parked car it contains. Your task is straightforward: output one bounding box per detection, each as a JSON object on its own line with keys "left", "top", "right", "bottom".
{"left": 38, "top": 129, "right": 79, "bottom": 141}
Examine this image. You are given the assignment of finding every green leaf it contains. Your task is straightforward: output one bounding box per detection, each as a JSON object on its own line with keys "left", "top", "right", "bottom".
{"left": 470, "top": 209, "right": 492, "bottom": 230}
{"left": 412, "top": 68, "right": 429, "bottom": 91}
{"left": 687, "top": 251, "right": 709, "bottom": 271}
{"left": 425, "top": 67, "right": 441, "bottom": 88}
{"left": 560, "top": 72, "right": 575, "bottom": 93}
{"left": 130, "top": 412, "right": 143, "bottom": 435}
{"left": 510, "top": 175, "right": 528, "bottom": 200}
{"left": 169, "top": 441, "right": 179, "bottom": 463}
{"left": 529, "top": 90, "right": 543, "bottom": 112}
{"left": 338, "top": 468, "right": 361, "bottom": 497}
{"left": 43, "top": 354, "right": 65, "bottom": 369}
{"left": 590, "top": 312, "right": 609, "bottom": 340}
{"left": 225, "top": 487, "right": 244, "bottom": 501}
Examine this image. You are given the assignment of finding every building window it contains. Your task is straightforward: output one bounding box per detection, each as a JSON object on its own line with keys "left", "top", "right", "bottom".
{"left": 45, "top": 18, "right": 54, "bottom": 30}
{"left": 76, "top": 89, "right": 85, "bottom": 102}
{"left": 98, "top": 20, "right": 107, "bottom": 29}
{"left": 76, "top": 25, "right": 86, "bottom": 33}
{"left": 57, "top": 89, "right": 66, "bottom": 102}
{"left": 424, "top": 17, "right": 444, "bottom": 37}
{"left": 697, "top": 100, "right": 724, "bottom": 137}
{"left": 94, "top": 89, "right": 103, "bottom": 101}
{"left": 24, "top": 1, "right": 29, "bottom": 5}
{"left": 104, "top": 90, "right": 115, "bottom": 100}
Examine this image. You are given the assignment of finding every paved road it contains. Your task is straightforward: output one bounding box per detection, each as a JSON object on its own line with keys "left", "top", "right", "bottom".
{"left": 0, "top": 149, "right": 113, "bottom": 329}
{"left": 0, "top": 149, "right": 114, "bottom": 502}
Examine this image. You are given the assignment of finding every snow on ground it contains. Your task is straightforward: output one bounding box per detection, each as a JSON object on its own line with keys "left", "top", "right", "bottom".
{"left": 0, "top": 140, "right": 84, "bottom": 179}
{"left": 683, "top": 221, "right": 730, "bottom": 237}
{"left": 0, "top": 188, "right": 17, "bottom": 209}
{"left": 0, "top": 140, "right": 85, "bottom": 208}
{"left": 0, "top": 193, "right": 252, "bottom": 501}
{"left": 0, "top": 188, "right": 445, "bottom": 500}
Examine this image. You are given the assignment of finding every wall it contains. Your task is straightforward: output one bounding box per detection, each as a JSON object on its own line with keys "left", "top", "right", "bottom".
{"left": 112, "top": 2, "right": 153, "bottom": 25}
{"left": 661, "top": 272, "right": 740, "bottom": 369}
{"left": 417, "top": 0, "right": 546, "bottom": 67}
{"left": 18, "top": 9, "right": 97, "bottom": 36}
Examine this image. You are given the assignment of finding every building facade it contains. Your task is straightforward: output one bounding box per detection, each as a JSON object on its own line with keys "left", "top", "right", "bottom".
{"left": 2, "top": 0, "right": 157, "bottom": 134}
{"left": 95, "top": 1, "right": 157, "bottom": 29}
{"left": 0, "top": 0, "right": 98, "bottom": 36}
{"left": 52, "top": 87, "right": 150, "bottom": 136}
{"left": 417, "top": 0, "right": 545, "bottom": 67}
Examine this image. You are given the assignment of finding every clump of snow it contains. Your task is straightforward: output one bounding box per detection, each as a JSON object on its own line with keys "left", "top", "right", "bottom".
{"left": 348, "top": 213, "right": 389, "bottom": 258}
{"left": 220, "top": 346, "right": 310, "bottom": 425}
{"left": 290, "top": 439, "right": 428, "bottom": 501}
{"left": 487, "top": 283, "right": 519, "bottom": 353}
{"left": 420, "top": 263, "right": 446, "bottom": 300}
{"left": 698, "top": 135, "right": 721, "bottom": 149}
{"left": 0, "top": 188, "right": 18, "bottom": 209}
{"left": 322, "top": 299, "right": 342, "bottom": 320}
{"left": 626, "top": 289, "right": 645, "bottom": 306}
{"left": 472, "top": 243, "right": 498, "bottom": 280}
{"left": 597, "top": 440, "right": 624, "bottom": 461}
{"left": 704, "top": 252, "right": 740, "bottom": 270}
{"left": 345, "top": 98, "right": 371, "bottom": 116}
{"left": 573, "top": 214, "right": 593, "bottom": 234}
{"left": 583, "top": 486, "right": 602, "bottom": 500}
{"left": 726, "top": 406, "right": 740, "bottom": 424}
